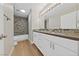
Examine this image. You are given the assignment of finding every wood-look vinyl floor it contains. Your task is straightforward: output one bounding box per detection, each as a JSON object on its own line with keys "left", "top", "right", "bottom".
{"left": 11, "top": 40, "right": 43, "bottom": 56}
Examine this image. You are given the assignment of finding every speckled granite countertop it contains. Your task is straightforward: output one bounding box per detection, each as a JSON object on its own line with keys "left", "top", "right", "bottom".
{"left": 33, "top": 30, "right": 79, "bottom": 41}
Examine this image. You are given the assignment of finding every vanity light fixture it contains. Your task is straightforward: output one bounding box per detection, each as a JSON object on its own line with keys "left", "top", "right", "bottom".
{"left": 20, "top": 10, "right": 26, "bottom": 13}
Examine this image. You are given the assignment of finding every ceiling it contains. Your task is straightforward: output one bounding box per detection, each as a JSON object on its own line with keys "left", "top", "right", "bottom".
{"left": 14, "top": 3, "right": 47, "bottom": 18}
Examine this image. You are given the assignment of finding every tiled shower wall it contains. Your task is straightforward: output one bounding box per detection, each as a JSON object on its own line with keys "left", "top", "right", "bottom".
{"left": 14, "top": 16, "right": 28, "bottom": 36}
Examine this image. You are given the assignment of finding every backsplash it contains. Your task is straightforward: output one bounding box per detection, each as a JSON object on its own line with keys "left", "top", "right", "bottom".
{"left": 14, "top": 16, "right": 28, "bottom": 36}
{"left": 34, "top": 29, "right": 79, "bottom": 33}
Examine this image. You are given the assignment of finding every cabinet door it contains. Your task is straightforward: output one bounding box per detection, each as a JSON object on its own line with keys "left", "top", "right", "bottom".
{"left": 51, "top": 43, "right": 77, "bottom": 56}
{"left": 37, "top": 34, "right": 49, "bottom": 55}
{"left": 42, "top": 38, "right": 50, "bottom": 56}
{"left": 33, "top": 32, "right": 41, "bottom": 48}
{"left": 33, "top": 32, "right": 47, "bottom": 55}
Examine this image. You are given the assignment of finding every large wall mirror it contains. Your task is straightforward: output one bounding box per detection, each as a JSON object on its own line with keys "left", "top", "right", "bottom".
{"left": 49, "top": 3, "right": 78, "bottom": 29}
{"left": 41, "top": 3, "right": 79, "bottom": 29}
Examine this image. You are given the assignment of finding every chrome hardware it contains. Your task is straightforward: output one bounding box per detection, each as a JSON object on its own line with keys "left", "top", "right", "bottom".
{"left": 53, "top": 43, "right": 55, "bottom": 50}
{"left": 0, "top": 34, "right": 6, "bottom": 40}
{"left": 50, "top": 41, "right": 51, "bottom": 48}
{"left": 50, "top": 42, "right": 55, "bottom": 50}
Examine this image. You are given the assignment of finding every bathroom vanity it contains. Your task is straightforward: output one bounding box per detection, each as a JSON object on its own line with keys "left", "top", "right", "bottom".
{"left": 33, "top": 30, "right": 79, "bottom": 56}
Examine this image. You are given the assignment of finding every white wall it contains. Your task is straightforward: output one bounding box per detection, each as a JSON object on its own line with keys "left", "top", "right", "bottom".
{"left": 31, "top": 4, "right": 48, "bottom": 29}
{"left": 31, "top": 8, "right": 40, "bottom": 29}
{"left": 3, "top": 3, "right": 14, "bottom": 55}
{"left": 0, "top": 4, "right": 4, "bottom": 55}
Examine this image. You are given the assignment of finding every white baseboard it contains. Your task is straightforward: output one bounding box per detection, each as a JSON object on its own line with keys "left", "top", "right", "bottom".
{"left": 9, "top": 46, "right": 15, "bottom": 56}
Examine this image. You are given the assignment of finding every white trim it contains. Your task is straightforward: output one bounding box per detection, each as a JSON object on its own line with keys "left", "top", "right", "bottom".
{"left": 9, "top": 46, "right": 15, "bottom": 56}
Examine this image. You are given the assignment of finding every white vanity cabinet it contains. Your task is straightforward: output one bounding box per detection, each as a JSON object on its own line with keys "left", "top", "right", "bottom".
{"left": 33, "top": 32, "right": 79, "bottom": 56}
